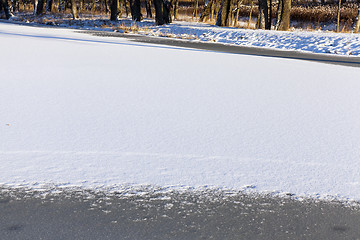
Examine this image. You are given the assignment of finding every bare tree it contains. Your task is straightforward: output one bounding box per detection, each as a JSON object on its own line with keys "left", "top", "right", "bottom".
{"left": 151, "top": 0, "right": 173, "bottom": 24}
{"left": 118, "top": 0, "right": 123, "bottom": 18}
{"left": 336, "top": 0, "right": 342, "bottom": 32}
{"left": 164, "top": 0, "right": 174, "bottom": 23}
{"left": 11, "top": 0, "right": 17, "bottom": 12}
{"left": 79, "top": 0, "right": 84, "bottom": 13}
{"left": 0, "top": 0, "right": 11, "bottom": 18}
{"left": 92, "top": 0, "right": 96, "bottom": 13}
{"left": 173, "top": 0, "right": 178, "bottom": 19}
{"left": 130, "top": 0, "right": 141, "bottom": 21}
{"left": 193, "top": 0, "right": 199, "bottom": 19}
{"left": 45, "top": 0, "right": 53, "bottom": 12}
{"left": 35, "top": 0, "right": 45, "bottom": 14}
{"left": 258, "top": 0, "right": 270, "bottom": 29}
{"left": 275, "top": 0, "right": 291, "bottom": 31}
{"left": 233, "top": 0, "right": 242, "bottom": 26}
{"left": 145, "top": 0, "right": 152, "bottom": 18}
{"left": 214, "top": 0, "right": 221, "bottom": 20}
{"left": 267, "top": 0, "right": 271, "bottom": 27}
{"left": 104, "top": 0, "right": 109, "bottom": 13}
{"left": 154, "top": 0, "right": 164, "bottom": 24}
{"left": 70, "top": 0, "right": 79, "bottom": 19}
{"left": 216, "top": 0, "right": 234, "bottom": 26}
{"left": 58, "top": 0, "right": 66, "bottom": 12}
{"left": 200, "top": 0, "right": 215, "bottom": 22}
{"left": 354, "top": 5, "right": 360, "bottom": 33}
{"left": 110, "top": 0, "right": 119, "bottom": 20}
{"left": 124, "top": 0, "right": 131, "bottom": 17}
{"left": 247, "top": 0, "right": 253, "bottom": 28}
{"left": 210, "top": 0, "right": 215, "bottom": 19}
{"left": 33, "top": 0, "right": 38, "bottom": 14}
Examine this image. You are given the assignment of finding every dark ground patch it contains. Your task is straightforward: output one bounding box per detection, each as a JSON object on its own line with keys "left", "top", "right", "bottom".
{"left": 1, "top": 187, "right": 360, "bottom": 240}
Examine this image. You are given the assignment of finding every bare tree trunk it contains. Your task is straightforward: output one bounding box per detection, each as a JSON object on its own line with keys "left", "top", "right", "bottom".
{"left": 106, "top": 0, "right": 110, "bottom": 12}
{"left": 234, "top": 0, "right": 242, "bottom": 26}
{"left": 210, "top": 0, "right": 215, "bottom": 19}
{"left": 165, "top": 0, "right": 174, "bottom": 23}
{"left": 58, "top": 0, "right": 62, "bottom": 12}
{"left": 163, "top": 0, "right": 169, "bottom": 22}
{"left": 11, "top": 0, "right": 17, "bottom": 12}
{"left": 110, "top": 0, "right": 119, "bottom": 20}
{"left": 92, "top": 0, "right": 96, "bottom": 13}
{"left": 163, "top": 0, "right": 172, "bottom": 23}
{"left": 229, "top": 3, "right": 233, "bottom": 24}
{"left": 102, "top": 0, "right": 105, "bottom": 12}
{"left": 258, "top": 0, "right": 269, "bottom": 29}
{"left": 33, "top": 0, "right": 38, "bottom": 14}
{"left": 70, "top": 0, "right": 79, "bottom": 18}
{"left": 216, "top": 0, "right": 233, "bottom": 26}
{"left": 124, "top": 0, "right": 128, "bottom": 16}
{"left": 0, "top": 0, "right": 11, "bottom": 18}
{"left": 125, "top": 0, "right": 131, "bottom": 17}
{"left": 118, "top": 0, "right": 123, "bottom": 17}
{"left": 154, "top": 0, "right": 164, "bottom": 25}
{"left": 79, "top": 0, "right": 84, "bottom": 13}
{"left": 275, "top": 0, "right": 291, "bottom": 31}
{"left": 173, "top": 0, "right": 178, "bottom": 19}
{"left": 275, "top": 0, "right": 282, "bottom": 28}
{"left": 228, "top": 0, "right": 234, "bottom": 25}
{"left": 200, "top": 0, "right": 214, "bottom": 22}
{"left": 214, "top": 0, "right": 221, "bottom": 20}
{"left": 35, "top": 0, "right": 45, "bottom": 14}
{"left": 145, "top": 0, "right": 152, "bottom": 17}
{"left": 45, "top": 0, "right": 53, "bottom": 11}
{"left": 193, "top": 0, "right": 199, "bottom": 19}
{"left": 216, "top": 0, "right": 225, "bottom": 26}
{"left": 267, "top": 0, "right": 271, "bottom": 28}
{"left": 247, "top": 0, "right": 253, "bottom": 28}
{"left": 354, "top": 6, "right": 360, "bottom": 33}
{"left": 130, "top": 0, "right": 141, "bottom": 20}
{"left": 104, "top": 0, "right": 109, "bottom": 13}
{"left": 336, "top": 0, "right": 341, "bottom": 32}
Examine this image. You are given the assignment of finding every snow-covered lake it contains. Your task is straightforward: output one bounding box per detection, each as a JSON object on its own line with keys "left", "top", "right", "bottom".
{"left": 1, "top": 22, "right": 360, "bottom": 202}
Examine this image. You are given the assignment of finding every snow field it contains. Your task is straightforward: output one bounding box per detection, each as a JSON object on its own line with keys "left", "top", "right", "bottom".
{"left": 1, "top": 22, "right": 360, "bottom": 202}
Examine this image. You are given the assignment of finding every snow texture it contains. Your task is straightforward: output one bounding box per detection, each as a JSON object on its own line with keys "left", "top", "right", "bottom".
{"left": 1, "top": 22, "right": 360, "bottom": 201}
{"left": 9, "top": 15, "right": 360, "bottom": 56}
{"left": 153, "top": 21, "right": 360, "bottom": 56}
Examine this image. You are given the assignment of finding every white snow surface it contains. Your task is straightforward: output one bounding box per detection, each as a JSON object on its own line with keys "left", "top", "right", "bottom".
{"left": 1, "top": 22, "right": 360, "bottom": 201}
{"left": 9, "top": 15, "right": 360, "bottom": 56}
{"left": 151, "top": 21, "right": 360, "bottom": 56}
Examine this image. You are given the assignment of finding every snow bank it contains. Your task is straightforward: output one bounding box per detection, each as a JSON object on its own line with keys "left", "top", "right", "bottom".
{"left": 8, "top": 14, "right": 360, "bottom": 56}
{"left": 1, "top": 22, "right": 360, "bottom": 201}
{"left": 154, "top": 21, "right": 360, "bottom": 56}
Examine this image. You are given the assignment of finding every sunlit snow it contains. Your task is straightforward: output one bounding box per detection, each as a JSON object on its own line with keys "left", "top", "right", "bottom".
{"left": 1, "top": 22, "right": 360, "bottom": 201}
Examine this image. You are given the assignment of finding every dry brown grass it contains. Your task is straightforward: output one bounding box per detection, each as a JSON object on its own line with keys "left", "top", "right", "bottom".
{"left": 291, "top": 3, "right": 358, "bottom": 24}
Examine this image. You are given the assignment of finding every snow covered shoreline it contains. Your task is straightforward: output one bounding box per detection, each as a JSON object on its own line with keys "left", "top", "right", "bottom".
{"left": 1, "top": 22, "right": 360, "bottom": 203}
{"left": 5, "top": 14, "right": 360, "bottom": 57}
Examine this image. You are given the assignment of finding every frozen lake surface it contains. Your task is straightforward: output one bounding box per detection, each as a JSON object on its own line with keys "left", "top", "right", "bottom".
{"left": 1, "top": 22, "right": 360, "bottom": 202}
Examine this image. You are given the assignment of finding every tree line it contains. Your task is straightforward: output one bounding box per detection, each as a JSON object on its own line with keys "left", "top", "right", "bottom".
{"left": 1, "top": 0, "right": 360, "bottom": 32}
